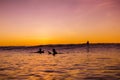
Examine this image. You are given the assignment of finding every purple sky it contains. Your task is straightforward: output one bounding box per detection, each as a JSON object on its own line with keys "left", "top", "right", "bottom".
{"left": 0, "top": 0, "right": 120, "bottom": 46}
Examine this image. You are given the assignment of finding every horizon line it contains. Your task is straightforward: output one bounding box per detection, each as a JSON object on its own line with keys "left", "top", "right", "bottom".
{"left": 0, "top": 42, "right": 120, "bottom": 47}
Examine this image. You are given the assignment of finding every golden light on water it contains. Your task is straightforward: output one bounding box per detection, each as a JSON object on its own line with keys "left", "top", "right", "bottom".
{"left": 0, "top": 46, "right": 120, "bottom": 79}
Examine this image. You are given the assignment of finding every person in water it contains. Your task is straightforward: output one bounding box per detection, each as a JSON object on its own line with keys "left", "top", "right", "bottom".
{"left": 48, "top": 49, "right": 58, "bottom": 56}
{"left": 52, "top": 49, "right": 58, "bottom": 56}
{"left": 86, "top": 41, "right": 89, "bottom": 47}
{"left": 86, "top": 41, "right": 90, "bottom": 52}
{"left": 37, "top": 48, "right": 44, "bottom": 54}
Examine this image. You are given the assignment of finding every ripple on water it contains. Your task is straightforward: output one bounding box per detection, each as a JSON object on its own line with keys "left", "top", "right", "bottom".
{"left": 84, "top": 76, "right": 104, "bottom": 80}
{"left": 16, "top": 73, "right": 44, "bottom": 80}
{"left": 115, "top": 73, "right": 120, "bottom": 76}
{"left": 43, "top": 70, "right": 65, "bottom": 74}
{"left": 84, "top": 75, "right": 119, "bottom": 80}
{"left": 19, "top": 73, "right": 42, "bottom": 77}
{"left": 96, "top": 58, "right": 111, "bottom": 60}
{"left": 0, "top": 73, "right": 8, "bottom": 77}
{"left": 0, "top": 67, "right": 18, "bottom": 71}
{"left": 104, "top": 66, "right": 120, "bottom": 70}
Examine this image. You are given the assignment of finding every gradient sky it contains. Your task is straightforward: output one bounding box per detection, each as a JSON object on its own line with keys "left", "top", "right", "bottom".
{"left": 0, "top": 0, "right": 120, "bottom": 46}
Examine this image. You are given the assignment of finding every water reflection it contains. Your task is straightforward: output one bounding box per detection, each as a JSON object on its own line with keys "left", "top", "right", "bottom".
{"left": 0, "top": 46, "right": 120, "bottom": 80}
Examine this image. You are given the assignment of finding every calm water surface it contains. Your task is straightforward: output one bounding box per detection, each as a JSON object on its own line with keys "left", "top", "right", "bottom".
{"left": 0, "top": 46, "right": 120, "bottom": 80}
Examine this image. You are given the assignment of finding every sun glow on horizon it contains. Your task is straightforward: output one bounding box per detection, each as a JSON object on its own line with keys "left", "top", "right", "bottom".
{"left": 0, "top": 0, "right": 120, "bottom": 46}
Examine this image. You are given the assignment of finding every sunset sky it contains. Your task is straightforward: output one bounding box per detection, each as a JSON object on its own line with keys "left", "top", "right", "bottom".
{"left": 0, "top": 0, "right": 120, "bottom": 46}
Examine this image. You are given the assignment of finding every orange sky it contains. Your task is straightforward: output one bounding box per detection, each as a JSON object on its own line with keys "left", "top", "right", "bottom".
{"left": 0, "top": 0, "right": 120, "bottom": 46}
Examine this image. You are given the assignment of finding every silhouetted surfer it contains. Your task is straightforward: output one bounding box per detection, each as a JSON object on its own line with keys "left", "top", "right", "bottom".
{"left": 86, "top": 41, "right": 90, "bottom": 52}
{"left": 52, "top": 49, "right": 57, "bottom": 56}
{"left": 48, "top": 49, "right": 58, "bottom": 56}
{"left": 37, "top": 48, "right": 44, "bottom": 54}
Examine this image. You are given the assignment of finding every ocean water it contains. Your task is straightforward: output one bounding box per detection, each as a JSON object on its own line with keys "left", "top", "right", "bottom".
{"left": 0, "top": 45, "right": 120, "bottom": 80}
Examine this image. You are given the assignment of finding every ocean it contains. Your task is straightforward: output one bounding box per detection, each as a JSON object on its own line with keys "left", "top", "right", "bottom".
{"left": 0, "top": 44, "right": 120, "bottom": 80}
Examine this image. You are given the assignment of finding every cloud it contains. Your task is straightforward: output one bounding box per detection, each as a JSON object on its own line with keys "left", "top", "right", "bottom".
{"left": 97, "top": 0, "right": 120, "bottom": 8}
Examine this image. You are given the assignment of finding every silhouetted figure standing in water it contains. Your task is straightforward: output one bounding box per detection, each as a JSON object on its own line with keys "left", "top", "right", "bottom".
{"left": 52, "top": 49, "right": 58, "bottom": 56}
{"left": 86, "top": 41, "right": 90, "bottom": 52}
{"left": 37, "top": 48, "right": 44, "bottom": 54}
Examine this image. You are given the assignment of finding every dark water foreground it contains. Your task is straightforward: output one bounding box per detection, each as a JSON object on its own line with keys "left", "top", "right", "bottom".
{"left": 0, "top": 45, "right": 120, "bottom": 80}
